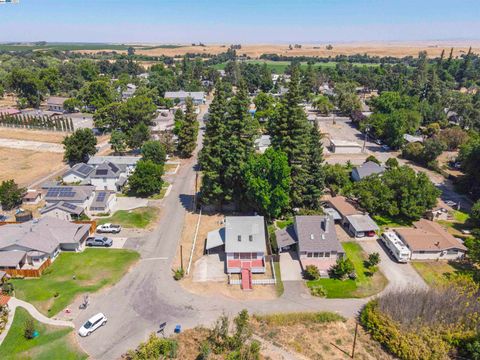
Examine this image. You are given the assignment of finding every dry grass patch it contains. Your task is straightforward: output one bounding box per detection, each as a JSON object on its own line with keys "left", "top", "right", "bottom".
{"left": 252, "top": 315, "right": 394, "bottom": 360}
{"left": 0, "top": 147, "right": 65, "bottom": 186}
{"left": 0, "top": 127, "right": 68, "bottom": 143}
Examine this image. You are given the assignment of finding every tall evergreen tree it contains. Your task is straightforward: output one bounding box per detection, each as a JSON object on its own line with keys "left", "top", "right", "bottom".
{"left": 200, "top": 81, "right": 229, "bottom": 205}
{"left": 222, "top": 81, "right": 258, "bottom": 204}
{"left": 304, "top": 122, "right": 325, "bottom": 209}
{"left": 268, "top": 65, "right": 311, "bottom": 207}
{"left": 177, "top": 97, "right": 199, "bottom": 158}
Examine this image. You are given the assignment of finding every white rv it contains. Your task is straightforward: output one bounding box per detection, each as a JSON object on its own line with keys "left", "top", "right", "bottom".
{"left": 381, "top": 231, "right": 411, "bottom": 263}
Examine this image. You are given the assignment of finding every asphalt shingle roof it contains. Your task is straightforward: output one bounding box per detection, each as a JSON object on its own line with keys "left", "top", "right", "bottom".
{"left": 295, "top": 215, "right": 344, "bottom": 254}
{"left": 224, "top": 216, "right": 266, "bottom": 253}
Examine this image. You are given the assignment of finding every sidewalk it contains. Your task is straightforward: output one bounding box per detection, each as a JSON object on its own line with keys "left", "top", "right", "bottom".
{"left": 0, "top": 297, "right": 74, "bottom": 346}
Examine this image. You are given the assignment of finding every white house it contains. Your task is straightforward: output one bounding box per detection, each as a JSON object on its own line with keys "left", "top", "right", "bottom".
{"left": 89, "top": 162, "right": 129, "bottom": 192}
{"left": 43, "top": 185, "right": 95, "bottom": 210}
{"left": 46, "top": 96, "right": 69, "bottom": 112}
{"left": 89, "top": 191, "right": 116, "bottom": 215}
{"left": 62, "top": 163, "right": 95, "bottom": 184}
{"left": 41, "top": 201, "right": 84, "bottom": 221}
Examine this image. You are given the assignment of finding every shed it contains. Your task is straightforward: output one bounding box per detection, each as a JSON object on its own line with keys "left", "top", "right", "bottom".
{"left": 205, "top": 228, "right": 225, "bottom": 253}
{"left": 329, "top": 139, "right": 362, "bottom": 154}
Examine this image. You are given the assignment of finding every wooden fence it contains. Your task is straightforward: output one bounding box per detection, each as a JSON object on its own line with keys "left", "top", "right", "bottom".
{"left": 3, "top": 258, "right": 51, "bottom": 278}
{"left": 73, "top": 220, "right": 97, "bottom": 234}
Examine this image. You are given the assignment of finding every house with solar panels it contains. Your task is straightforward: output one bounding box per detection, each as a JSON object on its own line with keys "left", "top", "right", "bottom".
{"left": 89, "top": 162, "right": 130, "bottom": 192}
{"left": 41, "top": 201, "right": 85, "bottom": 221}
{"left": 62, "top": 163, "right": 95, "bottom": 184}
{"left": 89, "top": 190, "right": 116, "bottom": 215}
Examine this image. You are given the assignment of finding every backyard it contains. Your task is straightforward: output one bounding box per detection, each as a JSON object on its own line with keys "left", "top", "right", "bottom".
{"left": 307, "top": 242, "right": 387, "bottom": 298}
{"left": 0, "top": 307, "right": 87, "bottom": 360}
{"left": 96, "top": 206, "right": 159, "bottom": 228}
{"left": 411, "top": 260, "right": 475, "bottom": 286}
{"left": 12, "top": 249, "right": 139, "bottom": 317}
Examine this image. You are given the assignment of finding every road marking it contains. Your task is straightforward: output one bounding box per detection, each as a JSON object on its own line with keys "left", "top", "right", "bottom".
{"left": 141, "top": 257, "right": 169, "bottom": 261}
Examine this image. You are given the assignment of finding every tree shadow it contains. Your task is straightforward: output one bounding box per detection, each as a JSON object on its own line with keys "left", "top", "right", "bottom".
{"left": 178, "top": 194, "right": 195, "bottom": 212}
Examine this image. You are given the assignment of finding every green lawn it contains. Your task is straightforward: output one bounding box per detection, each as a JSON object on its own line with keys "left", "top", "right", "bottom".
{"left": 307, "top": 242, "right": 387, "bottom": 298}
{"left": 273, "top": 262, "right": 284, "bottom": 296}
{"left": 97, "top": 206, "right": 159, "bottom": 228}
{"left": 213, "top": 60, "right": 380, "bottom": 73}
{"left": 411, "top": 261, "right": 475, "bottom": 286}
{"left": 276, "top": 217, "right": 293, "bottom": 230}
{"left": 372, "top": 214, "right": 412, "bottom": 231}
{"left": 0, "top": 307, "right": 87, "bottom": 360}
{"left": 12, "top": 249, "right": 139, "bottom": 317}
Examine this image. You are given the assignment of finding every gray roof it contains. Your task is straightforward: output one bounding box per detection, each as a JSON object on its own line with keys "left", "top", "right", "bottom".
{"left": 346, "top": 214, "right": 379, "bottom": 232}
{"left": 46, "top": 96, "right": 69, "bottom": 106}
{"left": 87, "top": 156, "right": 140, "bottom": 167}
{"left": 90, "top": 191, "right": 113, "bottom": 209}
{"left": 0, "top": 251, "right": 26, "bottom": 268}
{"left": 224, "top": 216, "right": 266, "bottom": 253}
{"left": 295, "top": 215, "right": 344, "bottom": 254}
{"left": 275, "top": 226, "right": 297, "bottom": 248}
{"left": 0, "top": 217, "right": 90, "bottom": 253}
{"left": 323, "top": 208, "right": 342, "bottom": 221}
{"left": 44, "top": 185, "right": 94, "bottom": 203}
{"left": 40, "top": 201, "right": 84, "bottom": 216}
{"left": 63, "top": 163, "right": 95, "bottom": 179}
{"left": 164, "top": 91, "right": 205, "bottom": 101}
{"left": 206, "top": 228, "right": 225, "bottom": 250}
{"left": 90, "top": 162, "right": 127, "bottom": 179}
{"left": 352, "top": 161, "right": 385, "bottom": 180}
{"left": 403, "top": 134, "right": 424, "bottom": 143}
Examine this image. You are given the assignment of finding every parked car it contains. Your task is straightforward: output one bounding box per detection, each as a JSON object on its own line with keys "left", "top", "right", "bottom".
{"left": 96, "top": 223, "right": 121, "bottom": 233}
{"left": 78, "top": 313, "right": 107, "bottom": 337}
{"left": 445, "top": 200, "right": 457, "bottom": 208}
{"left": 0, "top": 214, "right": 7, "bottom": 222}
{"left": 86, "top": 236, "right": 113, "bottom": 247}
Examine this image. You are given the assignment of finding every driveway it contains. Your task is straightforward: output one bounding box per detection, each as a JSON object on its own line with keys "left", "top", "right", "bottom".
{"left": 358, "top": 238, "right": 428, "bottom": 291}
{"left": 279, "top": 251, "right": 303, "bottom": 281}
{"left": 193, "top": 254, "right": 226, "bottom": 282}
{"left": 112, "top": 197, "right": 149, "bottom": 212}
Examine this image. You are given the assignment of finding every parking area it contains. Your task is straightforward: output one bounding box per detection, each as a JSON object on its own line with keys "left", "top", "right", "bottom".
{"left": 358, "top": 238, "right": 427, "bottom": 291}
{"left": 192, "top": 253, "right": 226, "bottom": 282}
{"left": 279, "top": 251, "right": 303, "bottom": 281}
{"left": 88, "top": 236, "right": 128, "bottom": 249}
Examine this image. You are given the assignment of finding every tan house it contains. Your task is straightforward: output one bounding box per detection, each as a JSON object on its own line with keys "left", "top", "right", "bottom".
{"left": 394, "top": 219, "right": 467, "bottom": 260}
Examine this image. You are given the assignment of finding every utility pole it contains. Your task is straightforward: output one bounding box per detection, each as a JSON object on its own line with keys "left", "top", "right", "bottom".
{"left": 351, "top": 322, "right": 359, "bottom": 358}
{"left": 180, "top": 245, "right": 184, "bottom": 271}
{"left": 362, "top": 125, "right": 370, "bottom": 153}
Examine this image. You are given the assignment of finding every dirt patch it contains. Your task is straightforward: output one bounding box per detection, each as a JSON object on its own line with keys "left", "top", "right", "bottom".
{"left": 252, "top": 317, "right": 394, "bottom": 360}
{"left": 0, "top": 127, "right": 68, "bottom": 143}
{"left": 0, "top": 147, "right": 65, "bottom": 186}
{"left": 75, "top": 42, "right": 480, "bottom": 59}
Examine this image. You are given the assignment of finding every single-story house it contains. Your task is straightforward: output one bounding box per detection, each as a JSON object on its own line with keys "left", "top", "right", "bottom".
{"left": 295, "top": 215, "right": 344, "bottom": 277}
{"left": 345, "top": 214, "right": 379, "bottom": 238}
{"left": 89, "top": 162, "right": 129, "bottom": 192}
{"left": 425, "top": 207, "right": 450, "bottom": 221}
{"left": 394, "top": 219, "right": 467, "bottom": 260}
{"left": 43, "top": 185, "right": 95, "bottom": 209}
{"left": 329, "top": 139, "right": 363, "bottom": 154}
{"left": 0, "top": 251, "right": 27, "bottom": 270}
{"left": 326, "top": 196, "right": 360, "bottom": 220}
{"left": 164, "top": 91, "right": 205, "bottom": 105}
{"left": 254, "top": 135, "right": 271, "bottom": 154}
{"left": 351, "top": 161, "right": 385, "bottom": 181}
{"left": 89, "top": 191, "right": 116, "bottom": 215}
{"left": 62, "top": 163, "right": 95, "bottom": 184}
{"left": 87, "top": 156, "right": 140, "bottom": 168}
{"left": 22, "top": 190, "right": 42, "bottom": 205}
{"left": 224, "top": 216, "right": 266, "bottom": 275}
{"left": 46, "top": 96, "right": 69, "bottom": 112}
{"left": 0, "top": 217, "right": 91, "bottom": 270}
{"left": 40, "top": 201, "right": 84, "bottom": 221}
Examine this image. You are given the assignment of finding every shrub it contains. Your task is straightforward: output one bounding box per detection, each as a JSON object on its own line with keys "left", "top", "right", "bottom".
{"left": 253, "top": 311, "right": 345, "bottom": 326}
{"left": 173, "top": 268, "right": 184, "bottom": 281}
{"left": 367, "top": 252, "right": 380, "bottom": 267}
{"left": 304, "top": 265, "right": 320, "bottom": 280}
{"left": 24, "top": 319, "right": 35, "bottom": 339}
{"left": 310, "top": 284, "right": 327, "bottom": 297}
{"left": 198, "top": 341, "right": 211, "bottom": 360}
{"left": 329, "top": 257, "right": 355, "bottom": 280}
{"left": 125, "top": 333, "right": 178, "bottom": 359}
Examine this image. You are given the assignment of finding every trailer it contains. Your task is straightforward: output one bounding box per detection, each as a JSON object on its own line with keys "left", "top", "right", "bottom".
{"left": 381, "top": 231, "right": 411, "bottom": 263}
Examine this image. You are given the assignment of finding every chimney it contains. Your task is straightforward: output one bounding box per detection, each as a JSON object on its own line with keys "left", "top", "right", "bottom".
{"left": 249, "top": 235, "right": 253, "bottom": 242}
{"left": 322, "top": 217, "right": 329, "bottom": 233}
{"left": 237, "top": 235, "right": 241, "bottom": 242}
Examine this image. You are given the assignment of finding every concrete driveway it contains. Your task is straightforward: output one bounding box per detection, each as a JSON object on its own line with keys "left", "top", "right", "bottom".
{"left": 358, "top": 238, "right": 427, "bottom": 292}
{"left": 279, "top": 251, "right": 303, "bottom": 281}
{"left": 112, "top": 197, "right": 149, "bottom": 212}
{"left": 193, "top": 254, "right": 226, "bottom": 282}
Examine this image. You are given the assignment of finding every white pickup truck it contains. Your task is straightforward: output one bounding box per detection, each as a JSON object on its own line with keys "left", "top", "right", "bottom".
{"left": 96, "top": 223, "right": 121, "bottom": 234}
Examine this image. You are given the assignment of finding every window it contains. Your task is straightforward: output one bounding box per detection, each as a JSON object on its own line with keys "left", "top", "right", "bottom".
{"left": 325, "top": 252, "right": 330, "bottom": 257}
{"left": 318, "top": 252, "right": 324, "bottom": 257}
{"left": 234, "top": 253, "right": 240, "bottom": 259}
{"left": 251, "top": 253, "right": 257, "bottom": 259}
{"left": 307, "top": 252, "right": 313, "bottom": 258}
{"left": 447, "top": 250, "right": 458, "bottom": 255}
{"left": 313, "top": 252, "right": 319, "bottom": 258}
{"left": 240, "top": 253, "right": 250, "bottom": 260}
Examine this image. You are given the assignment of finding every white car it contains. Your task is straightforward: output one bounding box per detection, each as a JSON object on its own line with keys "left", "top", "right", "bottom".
{"left": 78, "top": 313, "right": 107, "bottom": 337}
{"left": 96, "top": 223, "right": 121, "bottom": 234}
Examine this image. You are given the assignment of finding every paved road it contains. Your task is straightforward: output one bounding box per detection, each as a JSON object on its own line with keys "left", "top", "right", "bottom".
{"left": 76, "top": 104, "right": 367, "bottom": 359}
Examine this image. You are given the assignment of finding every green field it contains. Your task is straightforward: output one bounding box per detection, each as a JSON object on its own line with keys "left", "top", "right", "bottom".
{"left": 0, "top": 307, "right": 87, "bottom": 360}
{"left": 12, "top": 249, "right": 139, "bottom": 316}
{"left": 307, "top": 242, "right": 387, "bottom": 298}
{"left": 213, "top": 60, "right": 380, "bottom": 73}
{"left": 97, "top": 206, "right": 159, "bottom": 228}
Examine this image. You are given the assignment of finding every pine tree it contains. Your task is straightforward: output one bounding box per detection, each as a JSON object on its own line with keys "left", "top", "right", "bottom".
{"left": 199, "top": 81, "right": 229, "bottom": 206}
{"left": 268, "top": 64, "right": 311, "bottom": 207}
{"left": 222, "top": 81, "right": 258, "bottom": 204}
{"left": 177, "top": 97, "right": 199, "bottom": 158}
{"left": 303, "top": 122, "right": 324, "bottom": 209}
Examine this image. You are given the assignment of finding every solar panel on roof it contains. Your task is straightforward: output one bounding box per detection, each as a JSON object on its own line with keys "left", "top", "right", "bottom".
{"left": 64, "top": 192, "right": 76, "bottom": 198}
{"left": 63, "top": 202, "right": 77, "bottom": 210}
{"left": 77, "top": 164, "right": 92, "bottom": 175}
{"left": 97, "top": 192, "right": 106, "bottom": 202}
{"left": 96, "top": 169, "right": 108, "bottom": 175}
{"left": 109, "top": 163, "right": 119, "bottom": 173}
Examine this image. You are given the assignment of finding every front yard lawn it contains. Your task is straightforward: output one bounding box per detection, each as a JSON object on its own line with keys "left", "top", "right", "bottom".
{"left": 12, "top": 249, "right": 139, "bottom": 317}
{"left": 411, "top": 260, "right": 475, "bottom": 286}
{"left": 0, "top": 307, "right": 87, "bottom": 360}
{"left": 307, "top": 242, "right": 387, "bottom": 298}
{"left": 97, "top": 206, "right": 159, "bottom": 228}
{"left": 372, "top": 214, "right": 412, "bottom": 230}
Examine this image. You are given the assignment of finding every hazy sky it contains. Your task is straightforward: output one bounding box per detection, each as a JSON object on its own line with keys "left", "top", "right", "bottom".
{"left": 0, "top": 0, "right": 479, "bottom": 43}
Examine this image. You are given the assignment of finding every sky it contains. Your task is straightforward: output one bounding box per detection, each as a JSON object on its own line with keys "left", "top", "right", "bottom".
{"left": 0, "top": 0, "right": 479, "bottom": 43}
